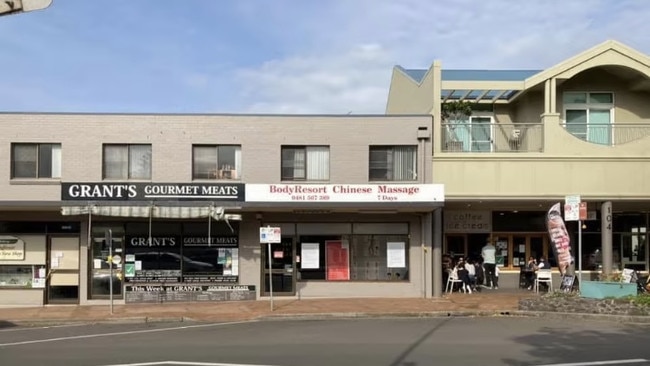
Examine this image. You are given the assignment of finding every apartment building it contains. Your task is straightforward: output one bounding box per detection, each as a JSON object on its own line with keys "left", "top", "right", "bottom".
{"left": 387, "top": 40, "right": 650, "bottom": 288}
{"left": 0, "top": 114, "right": 444, "bottom": 305}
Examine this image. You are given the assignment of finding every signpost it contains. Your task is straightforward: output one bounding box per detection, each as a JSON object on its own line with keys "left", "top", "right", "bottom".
{"left": 105, "top": 229, "right": 114, "bottom": 315}
{"left": 259, "top": 226, "right": 281, "bottom": 311}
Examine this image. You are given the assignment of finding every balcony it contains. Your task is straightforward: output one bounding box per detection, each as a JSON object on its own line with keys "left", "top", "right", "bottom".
{"left": 441, "top": 122, "right": 543, "bottom": 152}
{"left": 560, "top": 123, "right": 650, "bottom": 146}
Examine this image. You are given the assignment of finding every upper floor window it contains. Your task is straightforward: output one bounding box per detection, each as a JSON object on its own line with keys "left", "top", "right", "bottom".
{"left": 193, "top": 145, "right": 241, "bottom": 180}
{"left": 445, "top": 116, "right": 493, "bottom": 152}
{"left": 103, "top": 144, "right": 151, "bottom": 180}
{"left": 369, "top": 146, "right": 417, "bottom": 181}
{"left": 281, "top": 146, "right": 329, "bottom": 181}
{"left": 11, "top": 143, "right": 61, "bottom": 179}
{"left": 563, "top": 92, "right": 613, "bottom": 145}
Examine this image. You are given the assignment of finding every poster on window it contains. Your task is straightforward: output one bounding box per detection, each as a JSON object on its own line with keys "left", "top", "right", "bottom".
{"left": 230, "top": 248, "right": 239, "bottom": 276}
{"left": 301, "top": 243, "right": 320, "bottom": 269}
{"left": 326, "top": 240, "right": 350, "bottom": 280}
{"left": 386, "top": 242, "right": 406, "bottom": 268}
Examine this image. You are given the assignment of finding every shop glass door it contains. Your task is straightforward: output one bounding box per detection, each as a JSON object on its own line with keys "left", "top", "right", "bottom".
{"left": 262, "top": 237, "right": 295, "bottom": 296}
{"left": 90, "top": 226, "right": 124, "bottom": 299}
{"left": 47, "top": 236, "right": 80, "bottom": 304}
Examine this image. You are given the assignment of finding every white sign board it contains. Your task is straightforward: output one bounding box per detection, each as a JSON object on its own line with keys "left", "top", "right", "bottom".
{"left": 246, "top": 184, "right": 444, "bottom": 203}
{"left": 0, "top": 236, "right": 25, "bottom": 260}
{"left": 564, "top": 195, "right": 581, "bottom": 221}
{"left": 301, "top": 243, "right": 320, "bottom": 269}
{"left": 387, "top": 242, "right": 406, "bottom": 268}
{"left": 260, "top": 227, "right": 281, "bottom": 243}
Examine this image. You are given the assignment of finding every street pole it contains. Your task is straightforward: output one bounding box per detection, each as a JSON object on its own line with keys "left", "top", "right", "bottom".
{"left": 106, "top": 229, "right": 114, "bottom": 315}
{"left": 578, "top": 219, "right": 582, "bottom": 293}
{"left": 267, "top": 238, "right": 274, "bottom": 312}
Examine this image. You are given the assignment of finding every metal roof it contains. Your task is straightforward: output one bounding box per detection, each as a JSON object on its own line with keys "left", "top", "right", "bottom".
{"left": 442, "top": 69, "right": 541, "bottom": 81}
{"left": 397, "top": 66, "right": 541, "bottom": 83}
{"left": 396, "top": 66, "right": 542, "bottom": 103}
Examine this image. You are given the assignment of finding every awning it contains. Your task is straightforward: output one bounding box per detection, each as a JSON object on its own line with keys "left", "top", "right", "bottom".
{"left": 61, "top": 205, "right": 242, "bottom": 221}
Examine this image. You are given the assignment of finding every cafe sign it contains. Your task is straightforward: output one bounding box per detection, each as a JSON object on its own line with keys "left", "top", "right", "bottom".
{"left": 444, "top": 210, "right": 492, "bottom": 233}
{"left": 0, "top": 236, "right": 25, "bottom": 261}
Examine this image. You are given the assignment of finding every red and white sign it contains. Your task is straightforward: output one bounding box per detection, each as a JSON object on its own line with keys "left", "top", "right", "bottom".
{"left": 579, "top": 202, "right": 588, "bottom": 221}
{"left": 245, "top": 184, "right": 445, "bottom": 203}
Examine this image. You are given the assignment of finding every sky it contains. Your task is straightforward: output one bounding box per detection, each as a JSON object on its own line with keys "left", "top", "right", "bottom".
{"left": 1, "top": 0, "right": 650, "bottom": 115}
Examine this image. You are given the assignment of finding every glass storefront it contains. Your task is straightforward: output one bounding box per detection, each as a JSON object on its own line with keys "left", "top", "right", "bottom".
{"left": 90, "top": 220, "right": 239, "bottom": 299}
{"left": 443, "top": 210, "right": 650, "bottom": 272}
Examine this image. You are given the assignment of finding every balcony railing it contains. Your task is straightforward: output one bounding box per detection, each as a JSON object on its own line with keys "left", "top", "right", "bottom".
{"left": 441, "top": 122, "right": 543, "bottom": 152}
{"left": 560, "top": 123, "right": 650, "bottom": 146}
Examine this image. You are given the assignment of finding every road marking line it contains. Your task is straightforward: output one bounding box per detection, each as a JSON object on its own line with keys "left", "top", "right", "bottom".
{"left": 536, "top": 359, "right": 649, "bottom": 366}
{"left": 0, "top": 320, "right": 257, "bottom": 347}
{"left": 101, "top": 361, "right": 276, "bottom": 366}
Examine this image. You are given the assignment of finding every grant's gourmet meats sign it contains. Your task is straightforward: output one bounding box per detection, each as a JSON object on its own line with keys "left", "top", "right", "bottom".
{"left": 62, "top": 183, "right": 245, "bottom": 201}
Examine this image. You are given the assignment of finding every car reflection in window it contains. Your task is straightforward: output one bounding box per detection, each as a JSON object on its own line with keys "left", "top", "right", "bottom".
{"left": 136, "top": 252, "right": 215, "bottom": 272}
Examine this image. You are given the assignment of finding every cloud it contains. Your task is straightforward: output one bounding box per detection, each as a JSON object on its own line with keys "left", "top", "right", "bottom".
{"left": 231, "top": 0, "right": 650, "bottom": 114}
{"left": 236, "top": 43, "right": 392, "bottom": 114}
{"left": 1, "top": 0, "right": 650, "bottom": 114}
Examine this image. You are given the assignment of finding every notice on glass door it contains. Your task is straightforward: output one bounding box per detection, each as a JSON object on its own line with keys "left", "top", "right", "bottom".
{"left": 387, "top": 242, "right": 406, "bottom": 268}
{"left": 301, "top": 243, "right": 320, "bottom": 269}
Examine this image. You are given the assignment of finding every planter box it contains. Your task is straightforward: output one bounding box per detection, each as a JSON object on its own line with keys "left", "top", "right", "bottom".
{"left": 581, "top": 280, "right": 637, "bottom": 299}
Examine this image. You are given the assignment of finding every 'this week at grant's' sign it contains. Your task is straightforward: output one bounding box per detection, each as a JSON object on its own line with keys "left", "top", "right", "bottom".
{"left": 61, "top": 183, "right": 245, "bottom": 201}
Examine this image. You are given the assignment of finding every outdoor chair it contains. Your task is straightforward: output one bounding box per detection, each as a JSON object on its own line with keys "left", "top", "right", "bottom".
{"left": 445, "top": 268, "right": 464, "bottom": 293}
{"left": 534, "top": 269, "right": 553, "bottom": 293}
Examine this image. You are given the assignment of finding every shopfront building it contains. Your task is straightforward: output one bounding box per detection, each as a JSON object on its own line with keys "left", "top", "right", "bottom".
{"left": 443, "top": 205, "right": 649, "bottom": 288}
{"left": 246, "top": 183, "right": 444, "bottom": 299}
{"left": 0, "top": 215, "right": 82, "bottom": 305}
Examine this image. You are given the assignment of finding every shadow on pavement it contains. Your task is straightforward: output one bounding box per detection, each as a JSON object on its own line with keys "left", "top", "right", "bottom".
{"left": 0, "top": 320, "right": 17, "bottom": 329}
{"left": 502, "top": 322, "right": 650, "bottom": 366}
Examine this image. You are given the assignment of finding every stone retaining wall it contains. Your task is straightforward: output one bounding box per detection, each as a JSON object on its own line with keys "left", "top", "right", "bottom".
{"left": 519, "top": 294, "right": 650, "bottom": 316}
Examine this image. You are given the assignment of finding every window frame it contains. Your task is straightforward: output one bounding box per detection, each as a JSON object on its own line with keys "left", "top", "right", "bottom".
{"left": 102, "top": 144, "right": 152, "bottom": 180}
{"left": 368, "top": 145, "right": 418, "bottom": 182}
{"left": 563, "top": 91, "right": 615, "bottom": 145}
{"left": 281, "top": 145, "right": 330, "bottom": 181}
{"left": 10, "top": 143, "right": 62, "bottom": 179}
{"left": 192, "top": 144, "right": 242, "bottom": 180}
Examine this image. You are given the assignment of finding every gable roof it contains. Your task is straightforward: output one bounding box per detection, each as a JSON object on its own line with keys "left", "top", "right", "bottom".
{"left": 523, "top": 40, "right": 650, "bottom": 88}
{"left": 392, "top": 40, "right": 650, "bottom": 104}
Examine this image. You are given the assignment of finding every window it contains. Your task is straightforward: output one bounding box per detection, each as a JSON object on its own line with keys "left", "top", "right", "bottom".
{"left": 11, "top": 143, "right": 61, "bottom": 179}
{"left": 446, "top": 116, "right": 493, "bottom": 152}
{"left": 297, "top": 234, "right": 410, "bottom": 281}
{"left": 192, "top": 145, "right": 241, "bottom": 180}
{"left": 369, "top": 145, "right": 417, "bottom": 181}
{"left": 281, "top": 146, "right": 329, "bottom": 181}
{"left": 103, "top": 144, "right": 152, "bottom": 180}
{"left": 563, "top": 92, "right": 613, "bottom": 145}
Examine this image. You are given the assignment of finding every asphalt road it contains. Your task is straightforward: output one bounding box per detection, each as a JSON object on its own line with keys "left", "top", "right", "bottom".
{"left": 0, "top": 316, "right": 649, "bottom": 366}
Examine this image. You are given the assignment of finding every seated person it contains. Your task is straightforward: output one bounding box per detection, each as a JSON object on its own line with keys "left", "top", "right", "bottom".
{"left": 465, "top": 258, "right": 477, "bottom": 290}
{"left": 455, "top": 257, "right": 472, "bottom": 294}
{"left": 524, "top": 256, "right": 537, "bottom": 290}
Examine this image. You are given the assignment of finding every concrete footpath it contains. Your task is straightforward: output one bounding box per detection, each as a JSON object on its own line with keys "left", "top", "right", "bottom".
{"left": 0, "top": 291, "right": 535, "bottom": 326}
